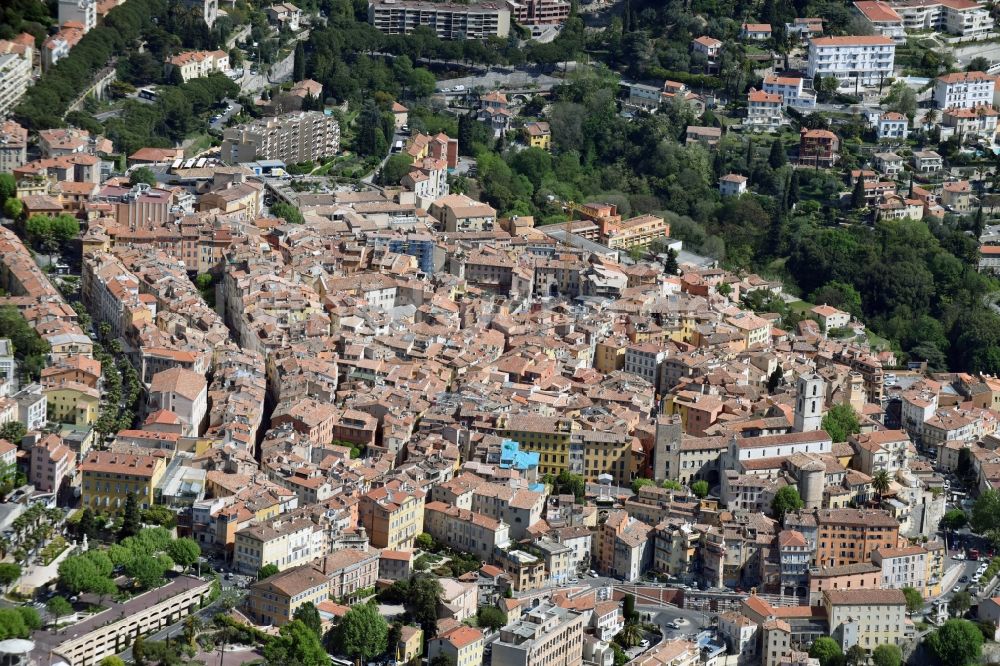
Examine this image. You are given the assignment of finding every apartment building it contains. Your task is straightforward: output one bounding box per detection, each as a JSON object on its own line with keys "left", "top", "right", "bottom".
{"left": 913, "top": 149, "right": 943, "bottom": 173}
{"left": 892, "top": 0, "right": 994, "bottom": 38}
{"left": 222, "top": 111, "right": 340, "bottom": 164}
{"left": 80, "top": 450, "right": 167, "bottom": 513}
{"left": 505, "top": 0, "right": 570, "bottom": 25}
{"left": 745, "top": 88, "right": 784, "bottom": 128}
{"left": 318, "top": 548, "right": 380, "bottom": 600}
{"left": 359, "top": 479, "right": 426, "bottom": 550}
{"left": 233, "top": 514, "right": 326, "bottom": 575}
{"left": 492, "top": 602, "right": 585, "bottom": 666}
{"left": 0, "top": 39, "right": 33, "bottom": 119}
{"left": 470, "top": 483, "right": 544, "bottom": 539}
{"left": 823, "top": 589, "right": 907, "bottom": 651}
{"left": 246, "top": 563, "right": 331, "bottom": 626}
{"left": 148, "top": 367, "right": 207, "bottom": 437}
{"left": 934, "top": 70, "right": 995, "bottom": 109}
{"left": 763, "top": 74, "right": 817, "bottom": 108}
{"left": 854, "top": 1, "right": 906, "bottom": 40}
{"left": 806, "top": 35, "right": 896, "bottom": 86}
{"left": 424, "top": 501, "right": 511, "bottom": 561}
{"left": 872, "top": 545, "right": 929, "bottom": 596}
{"left": 428, "top": 626, "right": 485, "bottom": 666}
{"left": 430, "top": 193, "right": 497, "bottom": 233}
{"left": 44, "top": 381, "right": 99, "bottom": 426}
{"left": 692, "top": 35, "right": 722, "bottom": 59}
{"left": 799, "top": 128, "right": 839, "bottom": 167}
{"left": 368, "top": 0, "right": 512, "bottom": 39}
{"left": 602, "top": 214, "right": 669, "bottom": 250}
{"left": 165, "top": 50, "right": 230, "bottom": 83}
{"left": 877, "top": 111, "right": 909, "bottom": 140}
{"left": 0, "top": 120, "right": 27, "bottom": 174}
{"left": 813, "top": 508, "right": 900, "bottom": 567}
{"left": 58, "top": 0, "right": 97, "bottom": 31}
{"left": 29, "top": 434, "right": 75, "bottom": 494}
{"left": 42, "top": 23, "right": 85, "bottom": 70}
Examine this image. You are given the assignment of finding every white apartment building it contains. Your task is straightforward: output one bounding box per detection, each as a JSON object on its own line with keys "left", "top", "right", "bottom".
{"left": 873, "top": 545, "right": 929, "bottom": 596}
{"left": 58, "top": 0, "right": 97, "bottom": 32}
{"left": 368, "top": 0, "right": 512, "bottom": 39}
{"left": 0, "top": 51, "right": 31, "bottom": 121}
{"left": 402, "top": 157, "right": 449, "bottom": 208}
{"left": 222, "top": 111, "right": 340, "bottom": 164}
{"left": 934, "top": 70, "right": 995, "bottom": 109}
{"left": 233, "top": 515, "right": 326, "bottom": 574}
{"left": 854, "top": 1, "right": 907, "bottom": 41}
{"left": 745, "top": 88, "right": 784, "bottom": 128}
{"left": 763, "top": 74, "right": 816, "bottom": 108}
{"left": 877, "top": 111, "right": 909, "bottom": 140}
{"left": 892, "top": 0, "right": 994, "bottom": 38}
{"left": 807, "top": 35, "right": 896, "bottom": 87}
{"left": 166, "top": 50, "right": 231, "bottom": 83}
{"left": 692, "top": 35, "right": 722, "bottom": 59}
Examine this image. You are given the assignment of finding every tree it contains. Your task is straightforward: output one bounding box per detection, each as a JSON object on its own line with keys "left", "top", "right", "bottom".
{"left": 941, "top": 509, "right": 967, "bottom": 531}
{"left": 821, "top": 404, "right": 860, "bottom": 443}
{"left": 615, "top": 623, "right": 643, "bottom": 648}
{"left": 691, "top": 480, "right": 709, "bottom": 498}
{"left": 771, "top": 486, "right": 804, "bottom": 524}
{"left": 971, "top": 489, "right": 1000, "bottom": 544}
{"left": 809, "top": 637, "right": 843, "bottom": 666}
{"left": 47, "top": 596, "right": 73, "bottom": 624}
{"left": 16, "top": 607, "right": 40, "bottom": 631}
{"left": 0, "top": 563, "right": 20, "bottom": 587}
{"left": 661, "top": 479, "right": 683, "bottom": 491}
{"left": 662, "top": 248, "right": 679, "bottom": 275}
{"left": 767, "top": 366, "right": 784, "bottom": 393}
{"left": 415, "top": 532, "right": 434, "bottom": 551}
{"left": 845, "top": 645, "right": 867, "bottom": 666}
{"left": 381, "top": 153, "right": 416, "bottom": 185}
{"left": 925, "top": 619, "right": 982, "bottom": 666}
{"left": 119, "top": 492, "right": 141, "bottom": 538}
{"left": 623, "top": 593, "right": 637, "bottom": 622}
{"left": 293, "top": 42, "right": 306, "bottom": 82}
{"left": 77, "top": 508, "right": 97, "bottom": 540}
{"left": 99, "top": 657, "right": 126, "bottom": 666}
{"left": 949, "top": 590, "right": 972, "bottom": 617}
{"left": 3, "top": 198, "right": 22, "bottom": 221}
{"left": 406, "top": 574, "right": 443, "bottom": 637}
{"left": 265, "top": 619, "right": 329, "bottom": 665}
{"left": 57, "top": 554, "right": 115, "bottom": 596}
{"left": 850, "top": 176, "right": 866, "bottom": 210}
{"left": 882, "top": 81, "right": 917, "bottom": 118}
{"left": 0, "top": 422, "right": 25, "bottom": 444}
{"left": 166, "top": 538, "right": 200, "bottom": 570}
{"left": 129, "top": 166, "right": 157, "bottom": 187}
{"left": 631, "top": 478, "right": 654, "bottom": 493}
{"left": 258, "top": 563, "right": 279, "bottom": 580}
{"left": 294, "top": 601, "right": 323, "bottom": 637}
{"left": 768, "top": 139, "right": 786, "bottom": 169}
{"left": 477, "top": 606, "right": 507, "bottom": 632}
{"left": 270, "top": 201, "right": 304, "bottom": 224}
{"left": 871, "top": 644, "right": 902, "bottom": 666}
{"left": 872, "top": 470, "right": 891, "bottom": 503}
{"left": 902, "top": 586, "right": 923, "bottom": 614}
{"left": 335, "top": 603, "right": 389, "bottom": 663}
{"left": 132, "top": 635, "right": 146, "bottom": 666}
{"left": 125, "top": 554, "right": 167, "bottom": 589}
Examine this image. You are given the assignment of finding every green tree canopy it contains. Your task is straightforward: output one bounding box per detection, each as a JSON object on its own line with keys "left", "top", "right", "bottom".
{"left": 264, "top": 619, "right": 329, "bottom": 666}
{"left": 925, "top": 619, "right": 982, "bottom": 666}
{"left": 871, "top": 643, "right": 902, "bottom": 666}
{"left": 808, "top": 636, "right": 843, "bottom": 666}
{"left": 771, "top": 485, "right": 804, "bottom": 524}
{"left": 166, "top": 538, "right": 200, "bottom": 569}
{"left": 47, "top": 596, "right": 73, "bottom": 621}
{"left": 631, "top": 478, "right": 654, "bottom": 493}
{"left": 477, "top": 606, "right": 507, "bottom": 632}
{"left": 821, "top": 404, "right": 860, "bottom": 443}
{"left": 941, "top": 509, "right": 967, "bottom": 531}
{"left": 691, "top": 480, "right": 709, "bottom": 498}
{"left": 334, "top": 603, "right": 388, "bottom": 662}
{"left": 129, "top": 166, "right": 157, "bottom": 187}
{"left": 270, "top": 201, "right": 304, "bottom": 224}
{"left": 902, "top": 586, "right": 924, "bottom": 614}
{"left": 294, "top": 601, "right": 323, "bottom": 637}
{"left": 258, "top": 563, "right": 279, "bottom": 580}
{"left": 381, "top": 153, "right": 416, "bottom": 186}
{"left": 0, "top": 563, "right": 20, "bottom": 586}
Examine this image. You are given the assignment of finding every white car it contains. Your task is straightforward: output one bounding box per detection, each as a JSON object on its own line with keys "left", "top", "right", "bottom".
{"left": 639, "top": 640, "right": 650, "bottom": 649}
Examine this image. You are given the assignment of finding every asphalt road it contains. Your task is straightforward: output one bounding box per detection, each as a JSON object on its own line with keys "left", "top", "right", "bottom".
{"left": 437, "top": 67, "right": 562, "bottom": 95}
{"left": 210, "top": 100, "right": 242, "bottom": 131}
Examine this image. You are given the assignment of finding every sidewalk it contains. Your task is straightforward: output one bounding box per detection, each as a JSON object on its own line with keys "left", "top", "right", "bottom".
{"left": 18, "top": 545, "right": 74, "bottom": 596}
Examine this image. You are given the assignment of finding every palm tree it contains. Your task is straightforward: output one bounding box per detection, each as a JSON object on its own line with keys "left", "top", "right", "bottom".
{"left": 872, "top": 470, "right": 891, "bottom": 505}
{"left": 616, "top": 623, "right": 644, "bottom": 648}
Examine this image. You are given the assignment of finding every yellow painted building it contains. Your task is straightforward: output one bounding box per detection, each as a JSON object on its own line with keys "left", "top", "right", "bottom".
{"left": 359, "top": 479, "right": 426, "bottom": 550}
{"left": 502, "top": 415, "right": 631, "bottom": 485}
{"left": 523, "top": 122, "right": 551, "bottom": 150}
{"left": 80, "top": 450, "right": 167, "bottom": 513}
{"left": 44, "top": 381, "right": 100, "bottom": 426}
{"left": 594, "top": 338, "right": 627, "bottom": 373}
